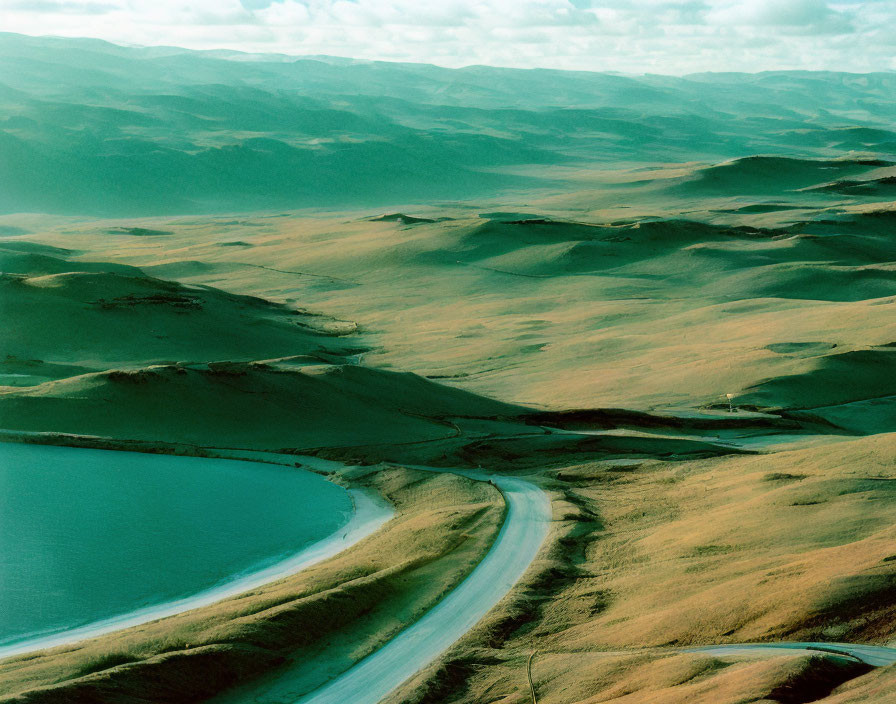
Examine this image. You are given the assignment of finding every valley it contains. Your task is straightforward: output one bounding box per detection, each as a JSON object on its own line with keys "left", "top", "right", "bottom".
{"left": 0, "top": 33, "right": 894, "bottom": 704}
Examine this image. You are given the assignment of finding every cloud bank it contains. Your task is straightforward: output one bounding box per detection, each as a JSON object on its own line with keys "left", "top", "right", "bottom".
{"left": 1, "top": 0, "right": 893, "bottom": 74}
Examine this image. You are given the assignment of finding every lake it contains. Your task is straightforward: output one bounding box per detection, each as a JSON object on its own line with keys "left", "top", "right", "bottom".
{"left": 0, "top": 442, "right": 354, "bottom": 649}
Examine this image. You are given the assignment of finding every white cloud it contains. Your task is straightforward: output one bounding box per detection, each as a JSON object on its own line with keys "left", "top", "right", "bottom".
{"left": 0, "top": 0, "right": 893, "bottom": 73}
{"left": 707, "top": 0, "right": 853, "bottom": 34}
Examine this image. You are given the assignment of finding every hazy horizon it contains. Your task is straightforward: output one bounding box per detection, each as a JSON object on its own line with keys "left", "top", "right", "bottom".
{"left": 5, "top": 29, "right": 896, "bottom": 77}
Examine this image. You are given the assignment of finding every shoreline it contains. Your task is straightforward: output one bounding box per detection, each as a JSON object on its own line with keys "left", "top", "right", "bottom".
{"left": 0, "top": 441, "right": 394, "bottom": 662}
{"left": 213, "top": 469, "right": 551, "bottom": 704}
{"left": 0, "top": 460, "right": 507, "bottom": 704}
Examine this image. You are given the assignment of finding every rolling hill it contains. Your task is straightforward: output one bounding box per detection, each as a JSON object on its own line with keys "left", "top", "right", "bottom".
{"left": 1, "top": 33, "right": 895, "bottom": 215}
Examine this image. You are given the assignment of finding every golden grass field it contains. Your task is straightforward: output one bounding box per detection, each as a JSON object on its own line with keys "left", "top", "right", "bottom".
{"left": 1, "top": 156, "right": 894, "bottom": 703}
{"left": 390, "top": 434, "right": 895, "bottom": 703}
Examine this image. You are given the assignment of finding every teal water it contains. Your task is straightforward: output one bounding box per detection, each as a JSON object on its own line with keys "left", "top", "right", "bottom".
{"left": 0, "top": 443, "right": 353, "bottom": 647}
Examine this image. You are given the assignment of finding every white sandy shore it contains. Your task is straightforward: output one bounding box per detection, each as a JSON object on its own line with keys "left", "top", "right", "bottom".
{"left": 211, "top": 468, "right": 552, "bottom": 704}
{"left": 0, "top": 483, "right": 393, "bottom": 661}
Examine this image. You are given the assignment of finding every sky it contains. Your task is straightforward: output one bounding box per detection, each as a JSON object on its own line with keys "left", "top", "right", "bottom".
{"left": 1, "top": 0, "right": 894, "bottom": 74}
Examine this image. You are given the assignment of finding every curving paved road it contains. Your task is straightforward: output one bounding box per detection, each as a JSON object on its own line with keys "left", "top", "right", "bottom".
{"left": 217, "top": 471, "right": 551, "bottom": 704}
{"left": 685, "top": 642, "right": 896, "bottom": 667}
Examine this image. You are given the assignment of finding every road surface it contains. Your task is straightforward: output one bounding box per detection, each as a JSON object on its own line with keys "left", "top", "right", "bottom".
{"left": 215, "top": 471, "right": 551, "bottom": 704}
{"left": 686, "top": 642, "right": 896, "bottom": 667}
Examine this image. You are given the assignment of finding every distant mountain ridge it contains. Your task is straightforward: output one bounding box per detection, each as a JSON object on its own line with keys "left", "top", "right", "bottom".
{"left": 1, "top": 33, "right": 895, "bottom": 216}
